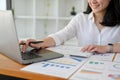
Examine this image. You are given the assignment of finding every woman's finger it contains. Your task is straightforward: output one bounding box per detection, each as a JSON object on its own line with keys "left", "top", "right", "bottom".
{"left": 81, "top": 45, "right": 91, "bottom": 52}
{"left": 87, "top": 45, "right": 95, "bottom": 52}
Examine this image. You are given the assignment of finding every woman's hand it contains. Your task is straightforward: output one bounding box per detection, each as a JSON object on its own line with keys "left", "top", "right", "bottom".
{"left": 81, "top": 45, "right": 110, "bottom": 53}
{"left": 19, "top": 37, "right": 56, "bottom": 53}
{"left": 19, "top": 39, "right": 40, "bottom": 53}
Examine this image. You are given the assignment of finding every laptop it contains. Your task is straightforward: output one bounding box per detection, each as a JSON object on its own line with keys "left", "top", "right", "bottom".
{"left": 0, "top": 10, "right": 64, "bottom": 64}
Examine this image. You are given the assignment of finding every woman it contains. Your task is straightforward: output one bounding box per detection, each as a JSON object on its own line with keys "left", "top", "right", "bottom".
{"left": 20, "top": 0, "right": 120, "bottom": 53}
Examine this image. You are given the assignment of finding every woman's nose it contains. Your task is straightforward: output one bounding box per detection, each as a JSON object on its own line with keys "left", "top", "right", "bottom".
{"left": 91, "top": 0, "right": 97, "bottom": 4}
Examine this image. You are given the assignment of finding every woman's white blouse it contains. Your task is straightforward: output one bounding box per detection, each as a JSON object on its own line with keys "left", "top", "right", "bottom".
{"left": 49, "top": 12, "right": 120, "bottom": 47}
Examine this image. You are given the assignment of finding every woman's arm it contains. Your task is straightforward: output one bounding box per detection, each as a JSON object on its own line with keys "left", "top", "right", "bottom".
{"left": 113, "top": 43, "right": 120, "bottom": 53}
{"left": 81, "top": 45, "right": 110, "bottom": 53}
{"left": 81, "top": 43, "right": 120, "bottom": 53}
{"left": 19, "top": 37, "right": 56, "bottom": 53}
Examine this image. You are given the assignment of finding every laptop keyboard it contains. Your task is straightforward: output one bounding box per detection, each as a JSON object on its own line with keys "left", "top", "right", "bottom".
{"left": 21, "top": 49, "right": 41, "bottom": 60}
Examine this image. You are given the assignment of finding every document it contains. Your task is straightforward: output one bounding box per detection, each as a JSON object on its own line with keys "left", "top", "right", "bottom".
{"left": 105, "top": 62, "right": 120, "bottom": 80}
{"left": 47, "top": 45, "right": 93, "bottom": 58}
{"left": 21, "top": 57, "right": 87, "bottom": 78}
{"left": 89, "top": 53, "right": 115, "bottom": 61}
{"left": 70, "top": 60, "right": 120, "bottom": 80}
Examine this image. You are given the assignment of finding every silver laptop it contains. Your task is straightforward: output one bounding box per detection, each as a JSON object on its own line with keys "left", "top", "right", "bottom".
{"left": 0, "top": 10, "right": 64, "bottom": 64}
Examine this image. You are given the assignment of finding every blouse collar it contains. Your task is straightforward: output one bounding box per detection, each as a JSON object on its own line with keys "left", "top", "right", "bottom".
{"left": 88, "top": 12, "right": 94, "bottom": 22}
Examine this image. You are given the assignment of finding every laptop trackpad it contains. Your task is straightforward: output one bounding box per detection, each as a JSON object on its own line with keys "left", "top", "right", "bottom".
{"left": 36, "top": 49, "right": 64, "bottom": 59}
{"left": 22, "top": 48, "right": 64, "bottom": 60}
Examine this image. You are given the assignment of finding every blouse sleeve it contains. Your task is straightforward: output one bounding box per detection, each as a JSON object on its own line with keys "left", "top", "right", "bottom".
{"left": 48, "top": 15, "right": 79, "bottom": 46}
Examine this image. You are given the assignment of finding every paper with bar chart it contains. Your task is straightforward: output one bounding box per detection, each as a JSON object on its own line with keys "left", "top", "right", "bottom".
{"left": 70, "top": 60, "right": 120, "bottom": 80}
{"left": 21, "top": 57, "right": 87, "bottom": 78}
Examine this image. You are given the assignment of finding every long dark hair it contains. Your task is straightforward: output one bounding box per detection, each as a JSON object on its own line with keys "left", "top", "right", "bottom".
{"left": 84, "top": 0, "right": 120, "bottom": 27}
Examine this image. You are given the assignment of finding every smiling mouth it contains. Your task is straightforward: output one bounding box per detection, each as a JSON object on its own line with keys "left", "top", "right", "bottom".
{"left": 91, "top": 4, "right": 99, "bottom": 9}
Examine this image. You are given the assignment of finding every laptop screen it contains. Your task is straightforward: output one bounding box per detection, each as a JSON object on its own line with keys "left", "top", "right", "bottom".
{"left": 0, "top": 10, "right": 22, "bottom": 62}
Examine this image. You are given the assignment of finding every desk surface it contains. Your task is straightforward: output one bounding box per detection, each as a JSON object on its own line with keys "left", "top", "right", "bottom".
{"left": 0, "top": 53, "right": 66, "bottom": 80}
